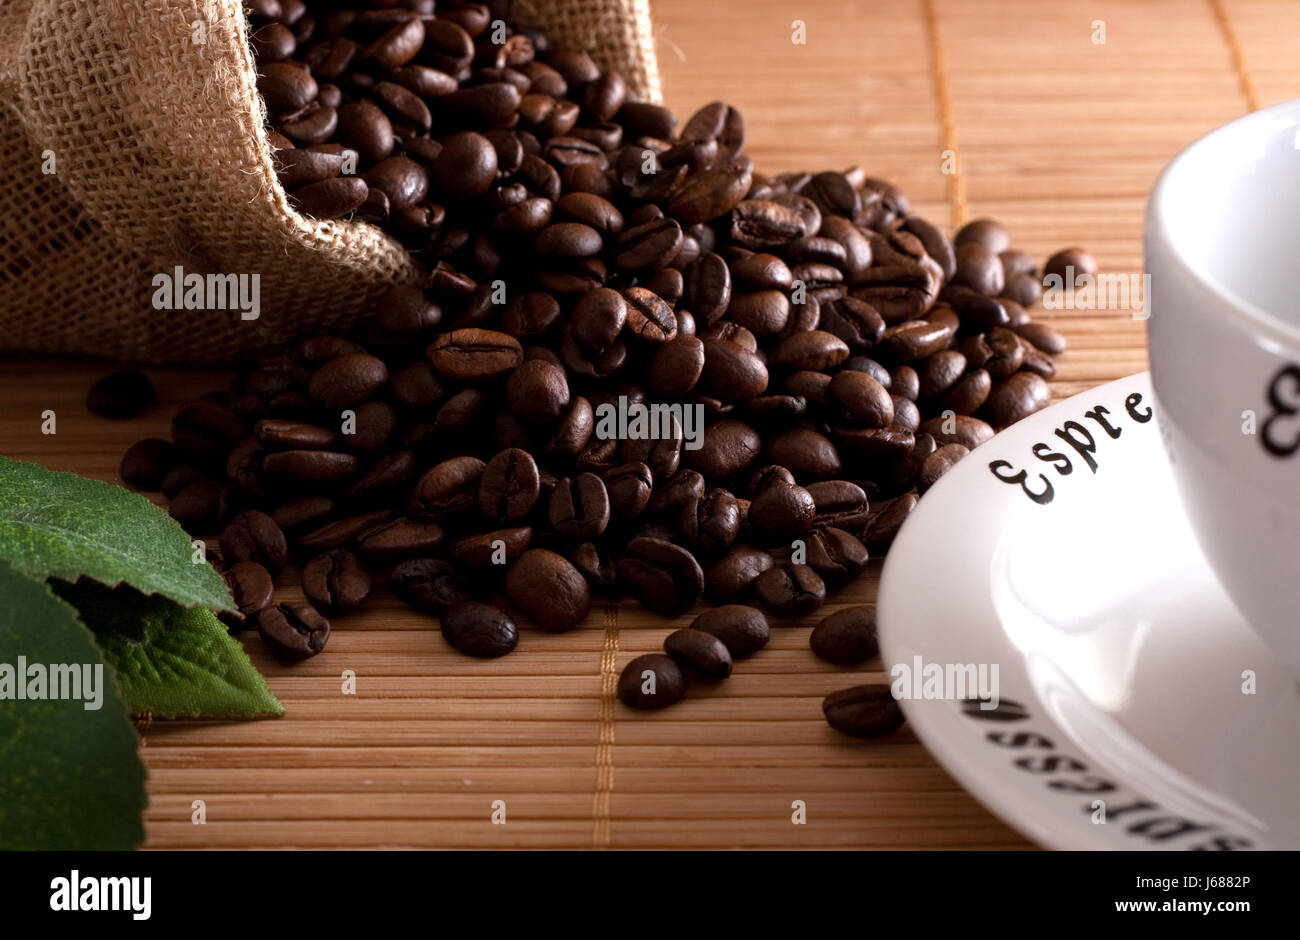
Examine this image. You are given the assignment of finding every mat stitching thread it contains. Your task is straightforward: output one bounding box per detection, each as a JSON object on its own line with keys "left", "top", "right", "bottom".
{"left": 922, "top": 0, "right": 968, "bottom": 229}
{"left": 1209, "top": 0, "right": 1261, "bottom": 111}
{"left": 592, "top": 601, "right": 620, "bottom": 848}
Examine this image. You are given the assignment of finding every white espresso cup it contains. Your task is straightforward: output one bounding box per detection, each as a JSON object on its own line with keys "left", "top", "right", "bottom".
{"left": 1146, "top": 98, "right": 1300, "bottom": 679}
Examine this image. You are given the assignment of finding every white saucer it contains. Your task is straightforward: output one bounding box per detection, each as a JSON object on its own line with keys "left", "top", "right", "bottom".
{"left": 878, "top": 372, "right": 1300, "bottom": 850}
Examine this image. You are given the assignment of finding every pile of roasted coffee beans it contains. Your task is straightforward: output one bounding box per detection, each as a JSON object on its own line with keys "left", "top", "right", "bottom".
{"left": 109, "top": 0, "right": 1090, "bottom": 735}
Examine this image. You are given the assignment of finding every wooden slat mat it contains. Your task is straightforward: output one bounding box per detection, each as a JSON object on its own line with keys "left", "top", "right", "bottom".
{"left": 3, "top": 0, "right": 1298, "bottom": 849}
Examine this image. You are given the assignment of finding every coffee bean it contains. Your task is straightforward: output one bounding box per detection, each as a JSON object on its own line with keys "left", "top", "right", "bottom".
{"left": 87, "top": 370, "right": 155, "bottom": 418}
{"left": 219, "top": 510, "right": 288, "bottom": 575}
{"left": 428, "top": 329, "right": 522, "bottom": 381}
{"left": 356, "top": 517, "right": 444, "bottom": 561}
{"left": 120, "top": 438, "right": 179, "bottom": 489}
{"left": 810, "top": 605, "right": 878, "bottom": 664}
{"left": 754, "top": 563, "right": 826, "bottom": 616}
{"left": 829, "top": 370, "right": 892, "bottom": 427}
{"left": 441, "top": 601, "right": 519, "bottom": 657}
{"left": 681, "top": 487, "right": 743, "bottom": 552}
{"left": 915, "top": 414, "right": 992, "bottom": 451}
{"left": 258, "top": 61, "right": 317, "bottom": 115}
{"left": 258, "top": 603, "right": 330, "bottom": 661}
{"left": 409, "top": 456, "right": 485, "bottom": 521}
{"left": 984, "top": 371, "right": 1050, "bottom": 428}
{"left": 822, "top": 683, "right": 905, "bottom": 737}
{"left": 255, "top": 419, "right": 338, "bottom": 451}
{"left": 863, "top": 492, "right": 917, "bottom": 553}
{"left": 172, "top": 401, "right": 245, "bottom": 466}
{"left": 309, "top": 353, "right": 388, "bottom": 409}
{"left": 506, "top": 548, "right": 591, "bottom": 630}
{"left": 685, "top": 419, "right": 761, "bottom": 479}
{"left": 748, "top": 482, "right": 816, "bottom": 538}
{"left": 691, "top": 604, "right": 769, "bottom": 657}
{"left": 301, "top": 549, "right": 371, "bottom": 614}
{"left": 1043, "top": 247, "right": 1097, "bottom": 283}
{"left": 765, "top": 428, "right": 841, "bottom": 480}
{"left": 617, "top": 653, "right": 686, "bottom": 709}
{"left": 262, "top": 449, "right": 359, "bottom": 486}
{"left": 618, "top": 536, "right": 704, "bottom": 615}
{"left": 1011, "top": 321, "right": 1068, "bottom": 355}
{"left": 221, "top": 561, "right": 274, "bottom": 630}
{"left": 389, "top": 558, "right": 471, "bottom": 613}
{"left": 954, "top": 218, "right": 1010, "bottom": 253}
{"left": 478, "top": 447, "right": 539, "bottom": 522}
{"left": 549, "top": 473, "right": 610, "bottom": 539}
{"left": 663, "top": 628, "right": 732, "bottom": 678}
{"left": 769, "top": 330, "right": 849, "bottom": 372}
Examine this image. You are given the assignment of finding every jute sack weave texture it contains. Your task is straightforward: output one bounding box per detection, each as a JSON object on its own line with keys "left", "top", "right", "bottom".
{"left": 0, "top": 0, "right": 660, "bottom": 363}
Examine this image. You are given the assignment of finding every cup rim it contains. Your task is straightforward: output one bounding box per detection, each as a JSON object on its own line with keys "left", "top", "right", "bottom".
{"left": 1147, "top": 97, "right": 1300, "bottom": 350}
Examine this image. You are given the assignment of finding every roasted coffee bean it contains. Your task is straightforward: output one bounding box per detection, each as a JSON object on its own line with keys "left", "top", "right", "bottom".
{"left": 690, "top": 604, "right": 769, "bottom": 657}
{"left": 219, "top": 510, "right": 288, "bottom": 575}
{"left": 549, "top": 473, "right": 610, "bottom": 538}
{"left": 441, "top": 602, "right": 518, "bottom": 658}
{"left": 700, "top": 548, "right": 771, "bottom": 606}
{"left": 754, "top": 563, "right": 826, "bottom": 616}
{"left": 918, "top": 414, "right": 994, "bottom": 451}
{"left": 917, "top": 442, "right": 969, "bottom": 494}
{"left": 939, "top": 369, "right": 992, "bottom": 416}
{"left": 863, "top": 492, "right": 917, "bottom": 553}
{"left": 663, "top": 628, "right": 733, "bottom": 678}
{"left": 120, "top": 438, "right": 179, "bottom": 489}
{"left": 1011, "top": 321, "right": 1068, "bottom": 355}
{"left": 169, "top": 478, "right": 223, "bottom": 531}
{"left": 806, "top": 480, "right": 870, "bottom": 533}
{"left": 617, "top": 653, "right": 686, "bottom": 709}
{"left": 302, "top": 549, "right": 371, "bottom": 614}
{"left": 618, "top": 536, "right": 705, "bottom": 615}
{"left": 255, "top": 419, "right": 337, "bottom": 451}
{"left": 172, "top": 401, "right": 245, "bottom": 466}
{"left": 506, "top": 548, "right": 591, "bottom": 630}
{"left": 478, "top": 447, "right": 539, "bottom": 521}
{"left": 220, "top": 561, "right": 274, "bottom": 630}
{"left": 262, "top": 449, "right": 358, "bottom": 486}
{"left": 604, "top": 461, "right": 654, "bottom": 517}
{"left": 291, "top": 176, "right": 367, "bottom": 218}
{"left": 829, "top": 370, "right": 892, "bottom": 427}
{"left": 822, "top": 683, "right": 905, "bottom": 737}
{"left": 901, "top": 216, "right": 956, "bottom": 281}
{"left": 984, "top": 371, "right": 1050, "bottom": 428}
{"left": 810, "top": 605, "right": 878, "bottom": 664}
{"left": 681, "top": 487, "right": 743, "bottom": 552}
{"left": 806, "top": 527, "right": 869, "bottom": 585}
{"left": 892, "top": 395, "right": 921, "bottom": 431}
{"left": 748, "top": 482, "right": 816, "bottom": 539}
{"left": 622, "top": 287, "right": 678, "bottom": 344}
{"left": 686, "top": 419, "right": 761, "bottom": 479}
{"left": 765, "top": 428, "right": 841, "bottom": 480}
{"left": 880, "top": 319, "right": 952, "bottom": 362}
{"left": 87, "top": 370, "right": 155, "bottom": 418}
{"left": 954, "top": 218, "right": 1010, "bottom": 253}
{"left": 768, "top": 330, "right": 849, "bottom": 372}
{"left": 390, "top": 557, "right": 472, "bottom": 613}
{"left": 1043, "top": 247, "right": 1097, "bottom": 283}
{"left": 506, "top": 358, "right": 570, "bottom": 424}
{"left": 309, "top": 353, "right": 388, "bottom": 409}
{"left": 427, "top": 329, "right": 522, "bottom": 380}
{"left": 296, "top": 508, "right": 391, "bottom": 553}
{"left": 917, "top": 350, "right": 967, "bottom": 401}
{"left": 616, "top": 217, "right": 683, "bottom": 271}
{"left": 410, "top": 456, "right": 485, "bottom": 521}
{"left": 698, "top": 336, "right": 768, "bottom": 401}
{"left": 356, "top": 517, "right": 444, "bottom": 561}
{"left": 259, "top": 61, "right": 317, "bottom": 115}
{"left": 258, "top": 603, "right": 330, "bottom": 661}
{"left": 452, "top": 526, "right": 532, "bottom": 567}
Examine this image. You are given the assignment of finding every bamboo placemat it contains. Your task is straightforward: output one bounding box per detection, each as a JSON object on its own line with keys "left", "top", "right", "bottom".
{"left": 2, "top": 0, "right": 1298, "bottom": 849}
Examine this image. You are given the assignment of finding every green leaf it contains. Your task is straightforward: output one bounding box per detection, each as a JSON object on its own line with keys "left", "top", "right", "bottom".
{"left": 55, "top": 580, "right": 284, "bottom": 720}
{"left": 0, "top": 560, "right": 146, "bottom": 849}
{"left": 0, "top": 455, "right": 234, "bottom": 612}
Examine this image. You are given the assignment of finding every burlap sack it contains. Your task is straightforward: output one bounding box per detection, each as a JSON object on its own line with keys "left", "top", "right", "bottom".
{"left": 0, "top": 0, "right": 660, "bottom": 363}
